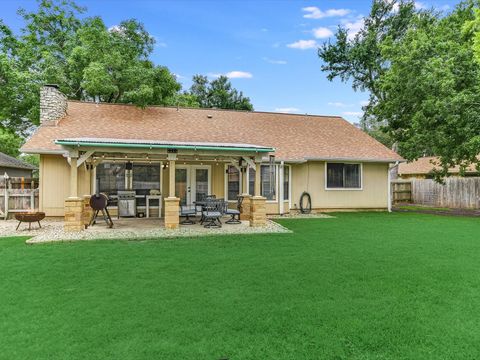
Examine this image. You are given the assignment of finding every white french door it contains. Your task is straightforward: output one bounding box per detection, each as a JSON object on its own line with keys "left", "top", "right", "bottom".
{"left": 175, "top": 165, "right": 211, "bottom": 205}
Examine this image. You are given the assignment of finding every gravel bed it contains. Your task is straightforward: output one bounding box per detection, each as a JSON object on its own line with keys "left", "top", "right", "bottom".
{"left": 0, "top": 219, "right": 291, "bottom": 244}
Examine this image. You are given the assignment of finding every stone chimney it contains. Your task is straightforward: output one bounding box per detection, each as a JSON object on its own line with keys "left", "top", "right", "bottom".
{"left": 40, "top": 84, "right": 67, "bottom": 126}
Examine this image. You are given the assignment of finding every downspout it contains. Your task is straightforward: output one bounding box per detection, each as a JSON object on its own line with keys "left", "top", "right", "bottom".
{"left": 279, "top": 161, "right": 284, "bottom": 215}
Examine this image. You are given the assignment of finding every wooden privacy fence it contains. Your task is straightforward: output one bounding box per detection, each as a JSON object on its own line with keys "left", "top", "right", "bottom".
{"left": 411, "top": 177, "right": 480, "bottom": 209}
{"left": 0, "top": 177, "right": 39, "bottom": 219}
{"left": 391, "top": 180, "right": 412, "bottom": 204}
{"left": 391, "top": 177, "right": 480, "bottom": 209}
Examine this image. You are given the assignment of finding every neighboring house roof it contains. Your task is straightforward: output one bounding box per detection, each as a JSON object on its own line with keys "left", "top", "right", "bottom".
{"left": 21, "top": 101, "right": 402, "bottom": 162}
{"left": 398, "top": 156, "right": 478, "bottom": 175}
{"left": 0, "top": 152, "right": 37, "bottom": 171}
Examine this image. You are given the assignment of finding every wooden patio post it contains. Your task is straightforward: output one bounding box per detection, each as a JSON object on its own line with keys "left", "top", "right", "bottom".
{"left": 69, "top": 156, "right": 78, "bottom": 198}
{"left": 164, "top": 155, "right": 179, "bottom": 229}
{"left": 240, "top": 163, "right": 251, "bottom": 220}
{"left": 169, "top": 159, "right": 176, "bottom": 198}
{"left": 250, "top": 161, "right": 266, "bottom": 227}
{"left": 254, "top": 162, "right": 261, "bottom": 197}
{"left": 64, "top": 153, "right": 84, "bottom": 232}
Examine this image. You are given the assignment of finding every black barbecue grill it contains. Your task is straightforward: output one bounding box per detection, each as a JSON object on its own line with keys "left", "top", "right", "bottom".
{"left": 89, "top": 192, "right": 114, "bottom": 228}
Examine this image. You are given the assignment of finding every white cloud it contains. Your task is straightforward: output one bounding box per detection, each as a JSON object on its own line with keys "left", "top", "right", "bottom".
{"left": 287, "top": 39, "right": 318, "bottom": 50}
{"left": 209, "top": 71, "right": 253, "bottom": 79}
{"left": 275, "top": 107, "right": 300, "bottom": 113}
{"left": 173, "top": 73, "right": 186, "bottom": 80}
{"left": 359, "top": 100, "right": 369, "bottom": 107}
{"left": 342, "top": 18, "right": 364, "bottom": 40}
{"left": 225, "top": 71, "right": 253, "bottom": 79}
{"left": 343, "top": 111, "right": 363, "bottom": 117}
{"left": 263, "top": 57, "right": 287, "bottom": 65}
{"left": 108, "top": 25, "right": 122, "bottom": 33}
{"left": 156, "top": 42, "right": 167, "bottom": 48}
{"left": 328, "top": 102, "right": 351, "bottom": 108}
{"left": 313, "top": 27, "right": 334, "bottom": 39}
{"left": 207, "top": 72, "right": 222, "bottom": 78}
{"left": 414, "top": 1, "right": 426, "bottom": 10}
{"left": 302, "top": 6, "right": 351, "bottom": 19}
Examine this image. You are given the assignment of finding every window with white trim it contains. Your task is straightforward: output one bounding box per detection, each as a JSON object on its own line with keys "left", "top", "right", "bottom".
{"left": 261, "top": 164, "right": 276, "bottom": 200}
{"left": 326, "top": 163, "right": 361, "bottom": 189}
{"left": 227, "top": 165, "right": 240, "bottom": 200}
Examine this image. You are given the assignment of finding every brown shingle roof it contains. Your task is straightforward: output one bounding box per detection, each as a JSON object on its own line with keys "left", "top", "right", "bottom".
{"left": 398, "top": 156, "right": 479, "bottom": 175}
{"left": 21, "top": 101, "right": 402, "bottom": 162}
{"left": 0, "top": 152, "right": 37, "bottom": 170}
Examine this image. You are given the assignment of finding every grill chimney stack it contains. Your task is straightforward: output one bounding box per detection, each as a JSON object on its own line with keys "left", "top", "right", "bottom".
{"left": 40, "top": 84, "right": 67, "bottom": 126}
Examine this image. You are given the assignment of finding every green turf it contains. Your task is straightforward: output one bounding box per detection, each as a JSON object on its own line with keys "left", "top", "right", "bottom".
{"left": 1, "top": 212, "right": 480, "bottom": 359}
{"left": 395, "top": 204, "right": 451, "bottom": 211}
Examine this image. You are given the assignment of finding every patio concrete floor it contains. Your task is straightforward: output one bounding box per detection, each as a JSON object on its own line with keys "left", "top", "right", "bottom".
{"left": 0, "top": 216, "right": 293, "bottom": 244}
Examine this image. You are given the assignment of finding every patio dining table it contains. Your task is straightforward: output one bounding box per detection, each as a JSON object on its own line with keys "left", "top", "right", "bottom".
{"left": 193, "top": 200, "right": 208, "bottom": 223}
{"left": 193, "top": 199, "right": 226, "bottom": 227}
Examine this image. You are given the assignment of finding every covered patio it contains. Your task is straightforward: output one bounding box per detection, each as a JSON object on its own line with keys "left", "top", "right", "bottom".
{"left": 57, "top": 138, "right": 275, "bottom": 232}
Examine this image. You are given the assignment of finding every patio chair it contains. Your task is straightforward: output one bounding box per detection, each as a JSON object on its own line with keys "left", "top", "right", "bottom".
{"left": 180, "top": 204, "right": 196, "bottom": 225}
{"left": 225, "top": 196, "right": 243, "bottom": 224}
{"left": 202, "top": 199, "right": 225, "bottom": 228}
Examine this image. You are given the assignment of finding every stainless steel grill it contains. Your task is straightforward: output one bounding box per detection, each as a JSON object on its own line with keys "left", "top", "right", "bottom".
{"left": 117, "top": 190, "right": 136, "bottom": 218}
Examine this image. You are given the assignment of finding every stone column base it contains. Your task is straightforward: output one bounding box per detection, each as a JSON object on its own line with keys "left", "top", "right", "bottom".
{"left": 64, "top": 198, "right": 84, "bottom": 232}
{"left": 240, "top": 194, "right": 251, "bottom": 220}
{"left": 83, "top": 195, "right": 93, "bottom": 229}
{"left": 250, "top": 196, "right": 267, "bottom": 227}
{"left": 164, "top": 197, "right": 180, "bottom": 229}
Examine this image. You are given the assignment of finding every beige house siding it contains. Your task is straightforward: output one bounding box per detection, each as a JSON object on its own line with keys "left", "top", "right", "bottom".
{"left": 290, "top": 162, "right": 389, "bottom": 211}
{"left": 39, "top": 156, "right": 388, "bottom": 216}
{"left": 39, "top": 155, "right": 91, "bottom": 216}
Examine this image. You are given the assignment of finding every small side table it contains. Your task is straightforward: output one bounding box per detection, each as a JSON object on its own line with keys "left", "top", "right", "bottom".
{"left": 146, "top": 195, "right": 162, "bottom": 218}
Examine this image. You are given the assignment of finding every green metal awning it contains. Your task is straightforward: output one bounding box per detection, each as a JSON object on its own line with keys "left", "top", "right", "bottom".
{"left": 54, "top": 138, "right": 275, "bottom": 153}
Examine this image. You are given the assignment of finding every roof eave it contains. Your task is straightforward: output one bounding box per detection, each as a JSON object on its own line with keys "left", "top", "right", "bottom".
{"left": 304, "top": 157, "right": 404, "bottom": 163}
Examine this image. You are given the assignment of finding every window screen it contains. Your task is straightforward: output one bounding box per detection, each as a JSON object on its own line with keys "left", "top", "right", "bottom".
{"left": 227, "top": 165, "right": 240, "bottom": 200}
{"left": 326, "top": 163, "right": 361, "bottom": 189}
{"left": 283, "top": 166, "right": 289, "bottom": 200}
{"left": 96, "top": 162, "right": 125, "bottom": 195}
{"left": 261, "top": 165, "right": 276, "bottom": 200}
{"left": 249, "top": 168, "right": 255, "bottom": 195}
{"left": 133, "top": 164, "right": 160, "bottom": 191}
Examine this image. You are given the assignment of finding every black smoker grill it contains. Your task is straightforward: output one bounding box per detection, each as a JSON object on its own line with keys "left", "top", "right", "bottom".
{"left": 117, "top": 190, "right": 136, "bottom": 218}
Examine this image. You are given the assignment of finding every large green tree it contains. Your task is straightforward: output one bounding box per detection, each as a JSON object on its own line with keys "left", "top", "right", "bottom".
{"left": 320, "top": 0, "right": 480, "bottom": 179}
{"left": 0, "top": 0, "right": 181, "bottom": 135}
{"left": 377, "top": 1, "right": 480, "bottom": 178}
{"left": 319, "top": 0, "right": 418, "bottom": 148}
{"left": 188, "top": 75, "right": 254, "bottom": 111}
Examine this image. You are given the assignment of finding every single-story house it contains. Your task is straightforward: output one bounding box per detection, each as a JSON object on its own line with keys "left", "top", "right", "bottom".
{"left": 0, "top": 152, "right": 37, "bottom": 178}
{"left": 398, "top": 156, "right": 479, "bottom": 179}
{"left": 21, "top": 85, "right": 402, "bottom": 231}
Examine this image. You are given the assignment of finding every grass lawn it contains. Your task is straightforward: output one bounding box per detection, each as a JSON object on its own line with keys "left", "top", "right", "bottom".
{"left": 1, "top": 212, "right": 480, "bottom": 359}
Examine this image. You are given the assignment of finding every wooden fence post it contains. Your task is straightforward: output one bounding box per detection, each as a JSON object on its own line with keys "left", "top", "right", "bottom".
{"left": 4, "top": 178, "right": 9, "bottom": 219}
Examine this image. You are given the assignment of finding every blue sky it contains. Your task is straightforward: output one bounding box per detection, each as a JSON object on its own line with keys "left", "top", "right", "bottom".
{"left": 2, "top": 0, "right": 456, "bottom": 123}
